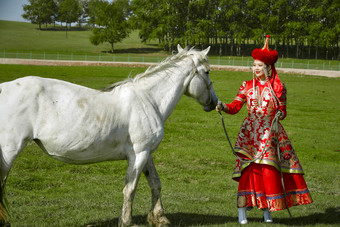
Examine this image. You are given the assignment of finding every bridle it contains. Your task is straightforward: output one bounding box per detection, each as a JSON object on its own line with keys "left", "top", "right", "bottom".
{"left": 189, "top": 56, "right": 214, "bottom": 107}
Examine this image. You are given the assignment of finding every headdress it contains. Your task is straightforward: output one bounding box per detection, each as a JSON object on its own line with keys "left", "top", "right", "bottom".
{"left": 252, "top": 35, "right": 278, "bottom": 65}
{"left": 251, "top": 35, "right": 283, "bottom": 106}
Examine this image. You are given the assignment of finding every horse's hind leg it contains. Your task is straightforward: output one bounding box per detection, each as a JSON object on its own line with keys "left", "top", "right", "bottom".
{"left": 143, "top": 156, "right": 170, "bottom": 227}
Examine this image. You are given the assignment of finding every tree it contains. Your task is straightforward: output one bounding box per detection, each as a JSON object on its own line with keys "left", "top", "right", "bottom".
{"left": 130, "top": 0, "right": 184, "bottom": 51}
{"left": 58, "top": 0, "right": 82, "bottom": 28}
{"left": 130, "top": 0, "right": 165, "bottom": 43}
{"left": 131, "top": 0, "right": 219, "bottom": 52}
{"left": 22, "top": 0, "right": 56, "bottom": 29}
{"left": 317, "top": 0, "right": 340, "bottom": 60}
{"left": 90, "top": 0, "right": 131, "bottom": 53}
{"left": 86, "top": 0, "right": 102, "bottom": 28}
{"left": 185, "top": 0, "right": 218, "bottom": 49}
{"left": 77, "top": 0, "right": 90, "bottom": 28}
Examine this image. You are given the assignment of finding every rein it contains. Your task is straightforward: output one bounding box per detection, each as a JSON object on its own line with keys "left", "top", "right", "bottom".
{"left": 218, "top": 111, "right": 279, "bottom": 163}
{"left": 189, "top": 57, "right": 213, "bottom": 106}
{"left": 219, "top": 111, "right": 292, "bottom": 218}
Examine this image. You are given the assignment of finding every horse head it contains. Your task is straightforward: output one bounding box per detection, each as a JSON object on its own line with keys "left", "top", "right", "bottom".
{"left": 179, "top": 44, "right": 218, "bottom": 112}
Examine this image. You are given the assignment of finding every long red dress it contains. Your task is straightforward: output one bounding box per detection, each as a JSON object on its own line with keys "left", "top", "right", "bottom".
{"left": 224, "top": 77, "right": 312, "bottom": 211}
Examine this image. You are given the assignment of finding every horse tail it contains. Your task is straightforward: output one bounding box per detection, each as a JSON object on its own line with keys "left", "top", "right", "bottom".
{"left": 0, "top": 148, "right": 7, "bottom": 224}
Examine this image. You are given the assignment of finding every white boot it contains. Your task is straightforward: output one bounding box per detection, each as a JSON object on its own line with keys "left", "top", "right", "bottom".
{"left": 238, "top": 207, "right": 248, "bottom": 224}
{"left": 263, "top": 208, "right": 273, "bottom": 223}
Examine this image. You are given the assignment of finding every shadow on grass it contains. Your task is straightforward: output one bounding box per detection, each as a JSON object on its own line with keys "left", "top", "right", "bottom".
{"left": 83, "top": 213, "right": 236, "bottom": 227}
{"left": 273, "top": 206, "right": 340, "bottom": 226}
{"left": 84, "top": 207, "right": 340, "bottom": 226}
{"left": 37, "top": 27, "right": 89, "bottom": 31}
{"left": 102, "top": 46, "right": 163, "bottom": 54}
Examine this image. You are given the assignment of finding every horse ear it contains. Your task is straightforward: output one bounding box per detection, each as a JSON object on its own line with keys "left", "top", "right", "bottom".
{"left": 201, "top": 46, "right": 211, "bottom": 56}
{"left": 177, "top": 44, "right": 184, "bottom": 53}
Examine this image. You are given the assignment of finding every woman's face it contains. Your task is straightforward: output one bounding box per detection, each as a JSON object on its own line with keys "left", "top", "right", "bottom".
{"left": 253, "top": 60, "right": 266, "bottom": 79}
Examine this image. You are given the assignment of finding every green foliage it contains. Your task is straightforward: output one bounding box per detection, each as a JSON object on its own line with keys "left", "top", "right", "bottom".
{"left": 0, "top": 64, "right": 339, "bottom": 226}
{"left": 130, "top": 0, "right": 339, "bottom": 59}
{"left": 89, "top": 0, "right": 131, "bottom": 53}
{"left": 0, "top": 20, "right": 161, "bottom": 55}
{"left": 21, "top": 0, "right": 339, "bottom": 58}
{"left": 58, "top": 0, "right": 82, "bottom": 26}
{"left": 23, "top": 0, "right": 85, "bottom": 29}
{"left": 22, "top": 0, "right": 57, "bottom": 29}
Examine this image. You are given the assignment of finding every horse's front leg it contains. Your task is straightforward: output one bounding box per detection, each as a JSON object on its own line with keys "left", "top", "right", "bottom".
{"left": 119, "top": 151, "right": 149, "bottom": 227}
{"left": 143, "top": 156, "right": 170, "bottom": 227}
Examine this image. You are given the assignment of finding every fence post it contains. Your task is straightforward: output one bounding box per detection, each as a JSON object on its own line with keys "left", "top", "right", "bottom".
{"left": 30, "top": 52, "right": 32, "bottom": 59}
{"left": 99, "top": 54, "right": 101, "bottom": 61}
{"left": 44, "top": 52, "right": 46, "bottom": 60}
{"left": 2, "top": 50, "right": 5, "bottom": 58}
{"left": 307, "top": 61, "right": 309, "bottom": 69}
{"left": 323, "top": 63, "right": 325, "bottom": 70}
{"left": 113, "top": 55, "right": 115, "bottom": 62}
{"left": 85, "top": 53, "right": 87, "bottom": 61}
{"left": 292, "top": 60, "right": 294, "bottom": 68}
{"left": 16, "top": 50, "right": 19, "bottom": 58}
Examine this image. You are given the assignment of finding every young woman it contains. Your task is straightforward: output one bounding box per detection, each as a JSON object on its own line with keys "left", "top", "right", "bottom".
{"left": 216, "top": 35, "right": 312, "bottom": 224}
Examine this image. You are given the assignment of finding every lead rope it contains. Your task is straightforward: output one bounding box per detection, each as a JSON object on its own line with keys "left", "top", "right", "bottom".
{"left": 219, "top": 111, "right": 292, "bottom": 218}
{"left": 273, "top": 115, "right": 293, "bottom": 218}
{"left": 218, "top": 111, "right": 278, "bottom": 164}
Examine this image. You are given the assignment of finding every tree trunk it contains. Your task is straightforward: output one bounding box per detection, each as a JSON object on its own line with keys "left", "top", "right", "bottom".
{"left": 315, "top": 45, "right": 318, "bottom": 59}
{"left": 295, "top": 38, "right": 299, "bottom": 58}
{"left": 231, "top": 38, "right": 234, "bottom": 56}
{"left": 219, "top": 37, "right": 223, "bottom": 56}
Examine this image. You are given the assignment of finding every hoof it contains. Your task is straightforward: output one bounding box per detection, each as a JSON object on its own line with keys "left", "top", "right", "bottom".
{"left": 239, "top": 220, "right": 248, "bottom": 224}
{"left": 147, "top": 212, "right": 170, "bottom": 227}
{"left": 118, "top": 217, "right": 132, "bottom": 227}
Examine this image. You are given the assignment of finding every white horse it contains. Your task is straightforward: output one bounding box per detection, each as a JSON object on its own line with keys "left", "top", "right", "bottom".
{"left": 0, "top": 45, "right": 217, "bottom": 226}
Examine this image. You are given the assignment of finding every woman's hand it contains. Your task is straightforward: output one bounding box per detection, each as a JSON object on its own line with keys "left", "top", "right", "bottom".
{"left": 216, "top": 100, "right": 227, "bottom": 112}
{"left": 276, "top": 110, "right": 284, "bottom": 120}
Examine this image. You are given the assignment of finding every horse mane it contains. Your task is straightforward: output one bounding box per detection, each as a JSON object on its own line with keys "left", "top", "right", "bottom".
{"left": 101, "top": 47, "right": 200, "bottom": 92}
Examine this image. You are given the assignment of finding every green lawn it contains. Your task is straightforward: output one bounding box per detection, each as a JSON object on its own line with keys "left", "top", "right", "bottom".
{"left": 1, "top": 20, "right": 339, "bottom": 71}
{"left": 0, "top": 64, "right": 339, "bottom": 226}
{"left": 0, "top": 20, "right": 163, "bottom": 55}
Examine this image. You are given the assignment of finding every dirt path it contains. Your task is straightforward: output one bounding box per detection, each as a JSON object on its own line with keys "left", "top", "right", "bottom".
{"left": 1, "top": 58, "right": 339, "bottom": 78}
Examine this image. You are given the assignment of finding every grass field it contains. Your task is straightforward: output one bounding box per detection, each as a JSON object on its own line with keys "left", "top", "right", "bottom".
{"left": 0, "top": 64, "right": 339, "bottom": 226}
{"left": 1, "top": 20, "right": 339, "bottom": 71}
{"left": 0, "top": 20, "right": 163, "bottom": 55}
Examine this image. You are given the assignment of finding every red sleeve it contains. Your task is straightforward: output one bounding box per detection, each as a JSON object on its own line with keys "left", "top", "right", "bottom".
{"left": 223, "top": 81, "right": 247, "bottom": 115}
{"left": 277, "top": 83, "right": 287, "bottom": 120}
{"left": 225, "top": 100, "right": 244, "bottom": 114}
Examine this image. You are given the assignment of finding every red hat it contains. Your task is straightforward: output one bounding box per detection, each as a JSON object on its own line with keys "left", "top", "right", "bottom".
{"left": 252, "top": 35, "right": 278, "bottom": 65}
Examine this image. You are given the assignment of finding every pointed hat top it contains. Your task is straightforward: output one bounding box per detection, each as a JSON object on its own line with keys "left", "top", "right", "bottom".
{"left": 262, "top": 35, "right": 270, "bottom": 51}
